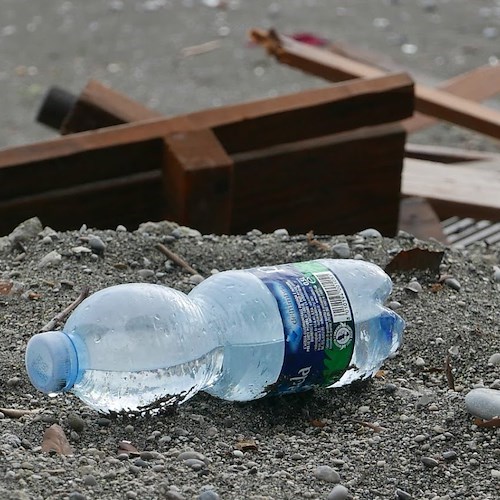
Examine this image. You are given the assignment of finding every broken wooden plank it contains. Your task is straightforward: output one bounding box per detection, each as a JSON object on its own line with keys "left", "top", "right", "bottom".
{"left": 163, "top": 129, "right": 234, "bottom": 234}
{"left": 250, "top": 28, "right": 500, "bottom": 140}
{"left": 59, "top": 79, "right": 163, "bottom": 134}
{"left": 402, "top": 158, "right": 500, "bottom": 220}
{"left": 398, "top": 197, "right": 447, "bottom": 243}
{"left": 230, "top": 123, "right": 406, "bottom": 235}
{"left": 0, "top": 72, "right": 414, "bottom": 168}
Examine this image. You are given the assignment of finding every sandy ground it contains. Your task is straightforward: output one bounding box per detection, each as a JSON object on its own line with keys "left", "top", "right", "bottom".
{"left": 0, "top": 0, "right": 499, "bottom": 151}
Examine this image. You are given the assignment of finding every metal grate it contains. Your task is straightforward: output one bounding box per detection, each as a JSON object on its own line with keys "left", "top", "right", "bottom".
{"left": 442, "top": 217, "right": 500, "bottom": 247}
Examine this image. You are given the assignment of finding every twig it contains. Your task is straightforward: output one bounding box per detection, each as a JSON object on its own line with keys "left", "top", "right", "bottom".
{"left": 352, "top": 419, "right": 386, "bottom": 432}
{"left": 155, "top": 243, "right": 200, "bottom": 276}
{"left": 306, "top": 230, "right": 329, "bottom": 251}
{"left": 0, "top": 408, "right": 40, "bottom": 418}
{"left": 41, "top": 287, "right": 90, "bottom": 332}
{"left": 181, "top": 40, "right": 221, "bottom": 57}
{"left": 444, "top": 354, "right": 455, "bottom": 391}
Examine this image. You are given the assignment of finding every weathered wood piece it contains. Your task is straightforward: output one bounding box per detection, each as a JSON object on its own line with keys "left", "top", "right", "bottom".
{"left": 0, "top": 73, "right": 413, "bottom": 235}
{"left": 402, "top": 158, "right": 500, "bottom": 221}
{"left": 250, "top": 28, "right": 500, "bottom": 140}
{"left": 398, "top": 197, "right": 447, "bottom": 243}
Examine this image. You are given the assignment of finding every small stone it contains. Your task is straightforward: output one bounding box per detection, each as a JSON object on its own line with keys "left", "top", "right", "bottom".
{"left": 493, "top": 266, "right": 500, "bottom": 283}
{"left": 171, "top": 226, "right": 202, "bottom": 238}
{"left": 83, "top": 474, "right": 98, "bottom": 486}
{"left": 358, "top": 228, "right": 382, "bottom": 238}
{"left": 68, "top": 493, "right": 86, "bottom": 500}
{"left": 88, "top": 236, "right": 106, "bottom": 255}
{"left": 388, "top": 301, "right": 402, "bottom": 310}
{"left": 96, "top": 417, "right": 111, "bottom": 427}
{"left": 133, "top": 458, "right": 149, "bottom": 468}
{"left": 137, "top": 269, "right": 155, "bottom": 279}
{"left": 189, "top": 274, "right": 205, "bottom": 285}
{"left": 67, "top": 413, "right": 85, "bottom": 433}
{"left": 405, "top": 280, "right": 422, "bottom": 293}
{"left": 358, "top": 405, "right": 370, "bottom": 414}
{"left": 9, "top": 217, "right": 43, "bottom": 244}
{"left": 395, "top": 489, "right": 412, "bottom": 500}
{"left": 421, "top": 457, "right": 439, "bottom": 468}
{"left": 38, "top": 250, "right": 62, "bottom": 268}
{"left": 414, "top": 357, "right": 425, "bottom": 368}
{"left": 442, "top": 450, "right": 457, "bottom": 461}
{"left": 443, "top": 277, "right": 461, "bottom": 291}
{"left": 137, "top": 220, "right": 178, "bottom": 235}
{"left": 273, "top": 228, "right": 289, "bottom": 238}
{"left": 198, "top": 490, "right": 220, "bottom": 500}
{"left": 313, "top": 465, "right": 340, "bottom": 483}
{"left": 177, "top": 451, "right": 208, "bottom": 464}
{"left": 72, "top": 246, "right": 92, "bottom": 255}
{"left": 184, "top": 458, "right": 206, "bottom": 470}
{"left": 414, "top": 434, "right": 427, "bottom": 443}
{"left": 491, "top": 469, "right": 500, "bottom": 479}
{"left": 6, "top": 377, "right": 21, "bottom": 387}
{"left": 140, "top": 451, "right": 155, "bottom": 460}
{"left": 232, "top": 450, "right": 244, "bottom": 458}
{"left": 327, "top": 484, "right": 349, "bottom": 500}
{"left": 487, "top": 353, "right": 500, "bottom": 366}
{"left": 331, "top": 242, "right": 350, "bottom": 259}
{"left": 116, "top": 225, "right": 127, "bottom": 232}
{"left": 465, "top": 388, "right": 500, "bottom": 420}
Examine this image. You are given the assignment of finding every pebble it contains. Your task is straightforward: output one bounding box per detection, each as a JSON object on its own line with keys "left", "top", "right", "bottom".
{"left": 414, "top": 357, "right": 425, "bottom": 368}
{"left": 331, "top": 242, "right": 350, "bottom": 259}
{"left": 96, "top": 417, "right": 112, "bottom": 427}
{"left": 8, "top": 217, "right": 42, "bottom": 243}
{"left": 71, "top": 246, "right": 92, "bottom": 255}
{"left": 442, "top": 450, "right": 458, "bottom": 461}
{"left": 443, "top": 277, "right": 461, "bottom": 291}
{"left": 137, "top": 269, "right": 155, "bottom": 279}
{"left": 189, "top": 274, "right": 205, "bottom": 285}
{"left": 177, "top": 451, "right": 209, "bottom": 464}
{"left": 273, "top": 228, "right": 289, "bottom": 238}
{"left": 487, "top": 353, "right": 500, "bottom": 366}
{"left": 184, "top": 458, "right": 206, "bottom": 470}
{"left": 68, "top": 493, "right": 86, "bottom": 500}
{"left": 67, "top": 413, "right": 85, "bottom": 433}
{"left": 116, "top": 225, "right": 127, "bottom": 232}
{"left": 171, "top": 226, "right": 202, "bottom": 238}
{"left": 395, "top": 489, "right": 412, "bottom": 500}
{"left": 405, "top": 280, "right": 422, "bottom": 293}
{"left": 388, "top": 300, "right": 402, "bottom": 310}
{"left": 38, "top": 250, "right": 62, "bottom": 268}
{"left": 421, "top": 457, "right": 439, "bottom": 467}
{"left": 357, "top": 228, "right": 382, "bottom": 238}
{"left": 137, "top": 220, "right": 178, "bottom": 235}
{"left": 198, "top": 490, "right": 220, "bottom": 500}
{"left": 88, "top": 235, "right": 106, "bottom": 255}
{"left": 313, "top": 465, "right": 340, "bottom": 483}
{"left": 83, "top": 474, "right": 98, "bottom": 486}
{"left": 465, "top": 388, "right": 500, "bottom": 420}
{"left": 6, "top": 376, "right": 21, "bottom": 387}
{"left": 493, "top": 266, "right": 500, "bottom": 282}
{"left": 326, "top": 484, "right": 349, "bottom": 500}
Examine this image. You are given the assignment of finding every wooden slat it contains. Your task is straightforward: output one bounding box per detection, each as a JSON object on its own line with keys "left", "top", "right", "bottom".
{"left": 0, "top": 72, "right": 414, "bottom": 169}
{"left": 398, "top": 197, "right": 447, "bottom": 243}
{"left": 405, "top": 143, "right": 500, "bottom": 164}
{"left": 164, "top": 129, "right": 234, "bottom": 234}
{"left": 250, "top": 28, "right": 500, "bottom": 140}
{"left": 230, "top": 123, "right": 406, "bottom": 235}
{"left": 402, "top": 158, "right": 500, "bottom": 220}
{"left": 61, "top": 79, "right": 163, "bottom": 134}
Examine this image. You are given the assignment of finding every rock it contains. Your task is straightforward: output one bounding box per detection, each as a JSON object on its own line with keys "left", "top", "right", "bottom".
{"left": 357, "top": 228, "right": 382, "bottom": 238}
{"left": 38, "top": 250, "right": 62, "bottom": 268}
{"left": 137, "top": 220, "right": 179, "bottom": 235}
{"left": 273, "top": 228, "right": 289, "bottom": 238}
{"left": 313, "top": 465, "right": 340, "bottom": 483}
{"left": 6, "top": 377, "right": 21, "bottom": 387}
{"left": 405, "top": 280, "right": 422, "bottom": 293}
{"left": 388, "top": 301, "right": 402, "bottom": 310}
{"left": 493, "top": 266, "right": 500, "bottom": 283}
{"left": 421, "top": 457, "right": 439, "bottom": 467}
{"left": 331, "top": 242, "right": 350, "bottom": 259}
{"left": 72, "top": 246, "right": 92, "bottom": 255}
{"left": 171, "top": 226, "right": 202, "bottom": 238}
{"left": 487, "top": 353, "right": 500, "bottom": 366}
{"left": 443, "top": 277, "right": 461, "bottom": 291}
{"left": 177, "top": 450, "right": 209, "bottom": 464}
{"left": 465, "top": 388, "right": 500, "bottom": 420}
{"left": 395, "top": 489, "right": 412, "bottom": 500}
{"left": 198, "top": 490, "right": 220, "bottom": 500}
{"left": 9, "top": 217, "right": 43, "bottom": 244}
{"left": 67, "top": 413, "right": 85, "bottom": 433}
{"left": 189, "top": 274, "right": 205, "bottom": 285}
{"left": 88, "top": 235, "right": 106, "bottom": 255}
{"left": 327, "top": 484, "right": 349, "bottom": 500}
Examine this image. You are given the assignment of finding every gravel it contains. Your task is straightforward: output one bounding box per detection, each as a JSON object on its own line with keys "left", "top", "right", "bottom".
{"left": 0, "top": 217, "right": 499, "bottom": 499}
{"left": 1, "top": 1, "right": 500, "bottom": 499}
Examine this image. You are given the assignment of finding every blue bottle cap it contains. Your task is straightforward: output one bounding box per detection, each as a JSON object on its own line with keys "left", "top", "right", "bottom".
{"left": 25, "top": 331, "right": 79, "bottom": 394}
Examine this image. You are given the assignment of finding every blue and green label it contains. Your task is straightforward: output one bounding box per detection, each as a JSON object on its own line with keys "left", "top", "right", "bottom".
{"left": 250, "top": 261, "right": 355, "bottom": 395}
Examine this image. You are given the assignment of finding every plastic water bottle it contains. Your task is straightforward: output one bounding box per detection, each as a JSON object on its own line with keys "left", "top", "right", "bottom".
{"left": 25, "top": 259, "right": 404, "bottom": 414}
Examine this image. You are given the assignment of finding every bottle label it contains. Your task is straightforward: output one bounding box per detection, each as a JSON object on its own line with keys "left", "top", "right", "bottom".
{"left": 249, "top": 261, "right": 355, "bottom": 395}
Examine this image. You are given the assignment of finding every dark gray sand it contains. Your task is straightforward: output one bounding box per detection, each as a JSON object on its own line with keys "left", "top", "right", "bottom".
{"left": 1, "top": 1, "right": 500, "bottom": 499}
{"left": 0, "top": 219, "right": 499, "bottom": 499}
